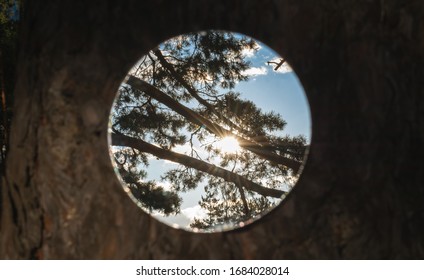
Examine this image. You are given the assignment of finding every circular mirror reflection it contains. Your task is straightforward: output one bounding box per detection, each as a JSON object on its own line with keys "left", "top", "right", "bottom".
{"left": 109, "top": 30, "right": 311, "bottom": 232}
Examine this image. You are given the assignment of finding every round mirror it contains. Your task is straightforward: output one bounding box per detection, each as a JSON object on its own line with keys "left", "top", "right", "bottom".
{"left": 109, "top": 30, "right": 311, "bottom": 232}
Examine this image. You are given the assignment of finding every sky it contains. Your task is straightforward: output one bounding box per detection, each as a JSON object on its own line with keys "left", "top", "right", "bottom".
{"left": 236, "top": 41, "right": 311, "bottom": 140}
{"left": 113, "top": 33, "right": 312, "bottom": 230}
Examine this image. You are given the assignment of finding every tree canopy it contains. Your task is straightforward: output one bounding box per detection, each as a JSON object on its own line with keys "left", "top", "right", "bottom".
{"left": 110, "top": 31, "right": 307, "bottom": 231}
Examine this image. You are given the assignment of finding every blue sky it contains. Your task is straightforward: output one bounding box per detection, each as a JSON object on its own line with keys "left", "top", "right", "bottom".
{"left": 235, "top": 40, "right": 311, "bottom": 140}
{"left": 114, "top": 35, "right": 312, "bottom": 230}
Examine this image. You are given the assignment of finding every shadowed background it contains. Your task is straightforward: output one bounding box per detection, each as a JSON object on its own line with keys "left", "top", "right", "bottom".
{"left": 1, "top": 0, "right": 424, "bottom": 259}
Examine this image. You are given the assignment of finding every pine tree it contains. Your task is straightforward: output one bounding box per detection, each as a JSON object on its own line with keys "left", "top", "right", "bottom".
{"left": 110, "top": 31, "right": 307, "bottom": 229}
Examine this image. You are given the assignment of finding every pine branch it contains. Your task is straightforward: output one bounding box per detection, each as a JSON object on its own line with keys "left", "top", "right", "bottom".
{"left": 152, "top": 49, "right": 252, "bottom": 136}
{"left": 126, "top": 75, "right": 302, "bottom": 172}
{"left": 111, "top": 132, "right": 286, "bottom": 199}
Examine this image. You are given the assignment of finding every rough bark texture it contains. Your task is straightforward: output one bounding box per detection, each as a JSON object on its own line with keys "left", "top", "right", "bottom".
{"left": 1, "top": 0, "right": 424, "bottom": 259}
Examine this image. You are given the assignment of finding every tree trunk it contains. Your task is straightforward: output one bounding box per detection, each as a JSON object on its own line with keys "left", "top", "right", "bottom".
{"left": 1, "top": 0, "right": 424, "bottom": 259}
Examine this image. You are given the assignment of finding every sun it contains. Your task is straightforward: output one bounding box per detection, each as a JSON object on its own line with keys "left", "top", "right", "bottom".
{"left": 215, "top": 136, "right": 241, "bottom": 154}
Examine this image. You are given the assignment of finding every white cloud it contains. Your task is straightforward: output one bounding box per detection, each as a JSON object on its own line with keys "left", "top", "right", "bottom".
{"left": 150, "top": 203, "right": 208, "bottom": 229}
{"left": 146, "top": 154, "right": 156, "bottom": 160}
{"left": 152, "top": 212, "right": 192, "bottom": 229}
{"left": 241, "top": 48, "right": 255, "bottom": 58}
{"left": 156, "top": 181, "right": 173, "bottom": 191}
{"left": 181, "top": 205, "right": 207, "bottom": 221}
{"left": 241, "top": 66, "right": 268, "bottom": 77}
{"left": 241, "top": 42, "right": 262, "bottom": 58}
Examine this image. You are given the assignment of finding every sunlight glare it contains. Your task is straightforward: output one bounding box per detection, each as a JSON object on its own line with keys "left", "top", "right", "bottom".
{"left": 215, "top": 136, "right": 241, "bottom": 154}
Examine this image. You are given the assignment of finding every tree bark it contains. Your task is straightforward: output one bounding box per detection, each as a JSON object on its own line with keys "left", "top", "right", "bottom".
{"left": 1, "top": 0, "right": 424, "bottom": 259}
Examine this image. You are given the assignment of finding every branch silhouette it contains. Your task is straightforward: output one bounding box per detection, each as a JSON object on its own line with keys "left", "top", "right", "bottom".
{"left": 112, "top": 132, "right": 286, "bottom": 198}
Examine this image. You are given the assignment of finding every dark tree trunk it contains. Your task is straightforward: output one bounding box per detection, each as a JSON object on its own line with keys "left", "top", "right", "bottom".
{"left": 1, "top": 0, "right": 424, "bottom": 259}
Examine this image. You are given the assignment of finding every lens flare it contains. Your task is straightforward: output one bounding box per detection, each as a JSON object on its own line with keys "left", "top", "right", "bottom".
{"left": 215, "top": 136, "right": 240, "bottom": 154}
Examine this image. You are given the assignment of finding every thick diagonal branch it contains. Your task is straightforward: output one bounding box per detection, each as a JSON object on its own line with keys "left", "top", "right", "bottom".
{"left": 126, "top": 75, "right": 302, "bottom": 173}
{"left": 111, "top": 133, "right": 285, "bottom": 199}
{"left": 152, "top": 49, "right": 252, "bottom": 136}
